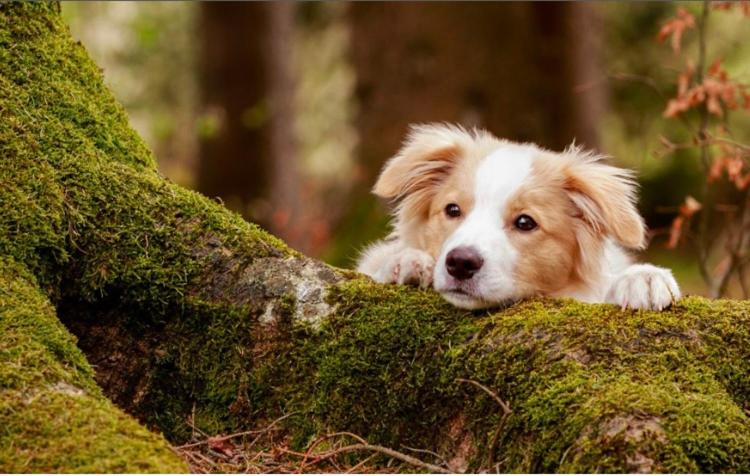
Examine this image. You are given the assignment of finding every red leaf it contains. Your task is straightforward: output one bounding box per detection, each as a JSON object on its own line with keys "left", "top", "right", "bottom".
{"left": 663, "top": 97, "right": 689, "bottom": 118}
{"left": 657, "top": 8, "right": 696, "bottom": 54}
{"left": 709, "top": 156, "right": 727, "bottom": 183}
{"left": 668, "top": 196, "right": 702, "bottom": 249}
{"left": 208, "top": 436, "right": 236, "bottom": 457}
{"left": 667, "top": 216, "right": 685, "bottom": 249}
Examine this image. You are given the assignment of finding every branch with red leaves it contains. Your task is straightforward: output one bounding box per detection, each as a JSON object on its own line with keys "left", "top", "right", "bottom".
{"left": 658, "top": 1, "right": 750, "bottom": 297}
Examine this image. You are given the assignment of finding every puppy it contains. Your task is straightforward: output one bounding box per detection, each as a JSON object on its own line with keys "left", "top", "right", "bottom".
{"left": 357, "top": 123, "right": 681, "bottom": 310}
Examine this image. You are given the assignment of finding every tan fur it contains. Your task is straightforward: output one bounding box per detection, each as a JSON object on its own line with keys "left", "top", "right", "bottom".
{"left": 503, "top": 172, "right": 581, "bottom": 295}
{"left": 559, "top": 145, "right": 646, "bottom": 250}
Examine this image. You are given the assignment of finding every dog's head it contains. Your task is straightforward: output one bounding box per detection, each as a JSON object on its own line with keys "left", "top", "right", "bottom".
{"left": 374, "top": 123, "right": 645, "bottom": 309}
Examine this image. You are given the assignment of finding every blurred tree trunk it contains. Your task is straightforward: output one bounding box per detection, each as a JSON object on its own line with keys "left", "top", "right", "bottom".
{"left": 267, "top": 2, "right": 313, "bottom": 254}
{"left": 197, "top": 3, "right": 271, "bottom": 225}
{"left": 198, "top": 3, "right": 311, "bottom": 253}
{"left": 566, "top": 2, "right": 608, "bottom": 149}
{"left": 326, "top": 2, "right": 607, "bottom": 266}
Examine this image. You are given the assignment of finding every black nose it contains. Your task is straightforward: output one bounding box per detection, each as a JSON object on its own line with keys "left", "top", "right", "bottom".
{"left": 445, "top": 247, "right": 484, "bottom": 280}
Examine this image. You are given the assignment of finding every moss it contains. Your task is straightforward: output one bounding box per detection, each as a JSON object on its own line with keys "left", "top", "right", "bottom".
{"left": 0, "top": 2, "right": 290, "bottom": 302}
{"left": 0, "top": 3, "right": 286, "bottom": 468}
{"left": 249, "top": 284, "right": 750, "bottom": 472}
{"left": 3, "top": 2, "right": 750, "bottom": 473}
{"left": 0, "top": 258, "right": 186, "bottom": 472}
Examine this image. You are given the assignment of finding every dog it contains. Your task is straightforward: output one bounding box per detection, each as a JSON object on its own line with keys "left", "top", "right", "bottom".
{"left": 357, "top": 123, "right": 681, "bottom": 310}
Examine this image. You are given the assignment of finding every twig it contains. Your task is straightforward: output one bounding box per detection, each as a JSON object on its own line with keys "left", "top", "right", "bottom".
{"left": 456, "top": 378, "right": 513, "bottom": 469}
{"left": 609, "top": 72, "right": 696, "bottom": 134}
{"left": 295, "top": 431, "right": 451, "bottom": 474}
{"left": 296, "top": 443, "right": 452, "bottom": 474}
{"left": 345, "top": 453, "right": 378, "bottom": 473}
{"left": 702, "top": 133, "right": 750, "bottom": 153}
{"left": 298, "top": 431, "right": 367, "bottom": 471}
{"left": 696, "top": 0, "right": 717, "bottom": 293}
{"left": 401, "top": 444, "right": 450, "bottom": 468}
{"left": 660, "top": 135, "right": 750, "bottom": 155}
{"left": 456, "top": 378, "right": 511, "bottom": 414}
{"left": 172, "top": 412, "right": 297, "bottom": 451}
{"left": 186, "top": 405, "right": 208, "bottom": 439}
{"left": 715, "top": 188, "right": 750, "bottom": 296}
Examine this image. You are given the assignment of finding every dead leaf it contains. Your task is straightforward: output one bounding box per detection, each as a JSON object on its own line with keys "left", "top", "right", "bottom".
{"left": 208, "top": 436, "right": 236, "bottom": 457}
{"left": 657, "top": 8, "right": 696, "bottom": 54}
{"left": 668, "top": 196, "right": 702, "bottom": 249}
{"left": 667, "top": 215, "right": 684, "bottom": 249}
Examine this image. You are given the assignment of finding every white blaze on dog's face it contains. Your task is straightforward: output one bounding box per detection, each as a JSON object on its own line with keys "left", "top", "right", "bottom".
{"left": 374, "top": 124, "right": 646, "bottom": 309}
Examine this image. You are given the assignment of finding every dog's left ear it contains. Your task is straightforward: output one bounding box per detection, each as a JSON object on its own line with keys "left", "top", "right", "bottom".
{"left": 564, "top": 150, "right": 646, "bottom": 249}
{"left": 373, "top": 124, "right": 468, "bottom": 222}
{"left": 373, "top": 124, "right": 465, "bottom": 201}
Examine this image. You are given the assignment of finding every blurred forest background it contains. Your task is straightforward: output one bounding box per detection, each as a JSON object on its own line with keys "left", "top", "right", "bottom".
{"left": 61, "top": 2, "right": 750, "bottom": 298}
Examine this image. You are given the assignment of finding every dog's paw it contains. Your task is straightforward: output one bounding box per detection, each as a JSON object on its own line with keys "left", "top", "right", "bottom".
{"left": 606, "top": 264, "right": 681, "bottom": 311}
{"left": 374, "top": 248, "right": 435, "bottom": 288}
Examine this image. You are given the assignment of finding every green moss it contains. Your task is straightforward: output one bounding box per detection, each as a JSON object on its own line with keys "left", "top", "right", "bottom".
{"left": 0, "top": 3, "right": 288, "bottom": 467}
{"left": 0, "top": 2, "right": 290, "bottom": 303}
{"left": 0, "top": 258, "right": 186, "bottom": 472}
{"left": 3, "top": 3, "right": 750, "bottom": 473}
{"left": 145, "top": 299, "right": 258, "bottom": 441}
{"left": 254, "top": 285, "right": 750, "bottom": 472}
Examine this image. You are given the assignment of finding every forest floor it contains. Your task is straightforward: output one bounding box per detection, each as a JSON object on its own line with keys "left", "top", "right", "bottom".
{"left": 170, "top": 415, "right": 450, "bottom": 473}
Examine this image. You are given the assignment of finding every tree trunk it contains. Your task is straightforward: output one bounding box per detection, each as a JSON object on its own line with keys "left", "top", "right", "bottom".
{"left": 266, "top": 2, "right": 312, "bottom": 254}
{"left": 2, "top": 3, "right": 750, "bottom": 473}
{"left": 197, "top": 2, "right": 312, "bottom": 253}
{"left": 197, "top": 2, "right": 271, "bottom": 223}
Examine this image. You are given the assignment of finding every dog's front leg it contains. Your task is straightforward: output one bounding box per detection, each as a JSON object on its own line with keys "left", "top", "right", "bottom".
{"left": 357, "top": 239, "right": 435, "bottom": 288}
{"left": 605, "top": 263, "right": 681, "bottom": 310}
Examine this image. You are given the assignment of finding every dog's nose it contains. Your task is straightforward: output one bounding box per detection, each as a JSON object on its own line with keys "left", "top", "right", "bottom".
{"left": 445, "top": 247, "right": 484, "bottom": 280}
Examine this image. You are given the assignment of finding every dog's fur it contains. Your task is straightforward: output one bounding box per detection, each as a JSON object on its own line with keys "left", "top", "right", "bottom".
{"left": 357, "top": 124, "right": 681, "bottom": 310}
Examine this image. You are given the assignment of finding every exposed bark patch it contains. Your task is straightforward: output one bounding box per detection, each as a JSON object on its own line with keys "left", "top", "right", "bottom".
{"left": 58, "top": 305, "right": 160, "bottom": 414}
{"left": 191, "top": 234, "right": 343, "bottom": 326}
{"left": 601, "top": 415, "right": 666, "bottom": 473}
{"left": 443, "top": 414, "right": 476, "bottom": 473}
{"left": 601, "top": 415, "right": 666, "bottom": 443}
{"left": 255, "top": 257, "right": 342, "bottom": 326}
{"left": 50, "top": 381, "right": 86, "bottom": 397}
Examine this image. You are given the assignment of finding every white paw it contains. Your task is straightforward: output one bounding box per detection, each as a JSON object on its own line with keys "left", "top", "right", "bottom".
{"left": 374, "top": 248, "right": 435, "bottom": 288}
{"left": 606, "top": 264, "right": 681, "bottom": 311}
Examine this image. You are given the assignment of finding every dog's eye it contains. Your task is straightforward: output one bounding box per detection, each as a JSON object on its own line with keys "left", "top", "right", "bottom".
{"left": 514, "top": 214, "right": 537, "bottom": 231}
{"left": 445, "top": 203, "right": 461, "bottom": 218}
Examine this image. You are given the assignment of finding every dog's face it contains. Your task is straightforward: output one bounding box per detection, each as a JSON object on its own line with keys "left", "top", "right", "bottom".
{"left": 374, "top": 124, "right": 646, "bottom": 309}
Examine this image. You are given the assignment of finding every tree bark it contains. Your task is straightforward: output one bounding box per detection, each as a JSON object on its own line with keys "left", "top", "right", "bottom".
{"left": 197, "top": 2, "right": 271, "bottom": 223}
{"left": 197, "top": 2, "right": 312, "bottom": 253}
{"left": 2, "top": 3, "right": 750, "bottom": 473}
{"left": 266, "top": 2, "right": 312, "bottom": 254}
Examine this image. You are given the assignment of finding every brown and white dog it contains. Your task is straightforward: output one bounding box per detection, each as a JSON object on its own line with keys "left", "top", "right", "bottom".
{"left": 357, "top": 124, "right": 681, "bottom": 310}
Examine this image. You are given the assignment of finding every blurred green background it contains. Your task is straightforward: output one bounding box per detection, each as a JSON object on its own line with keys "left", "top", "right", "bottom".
{"left": 61, "top": 2, "right": 750, "bottom": 297}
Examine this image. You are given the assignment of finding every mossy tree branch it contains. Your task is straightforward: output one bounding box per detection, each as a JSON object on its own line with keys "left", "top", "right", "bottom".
{"left": 2, "top": 3, "right": 750, "bottom": 473}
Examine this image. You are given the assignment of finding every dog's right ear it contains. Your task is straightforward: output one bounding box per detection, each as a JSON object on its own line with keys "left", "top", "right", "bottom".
{"left": 373, "top": 124, "right": 465, "bottom": 207}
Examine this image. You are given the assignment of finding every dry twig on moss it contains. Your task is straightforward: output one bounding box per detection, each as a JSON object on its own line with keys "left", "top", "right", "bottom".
{"left": 457, "top": 378, "right": 513, "bottom": 469}
{"left": 291, "top": 433, "right": 452, "bottom": 474}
